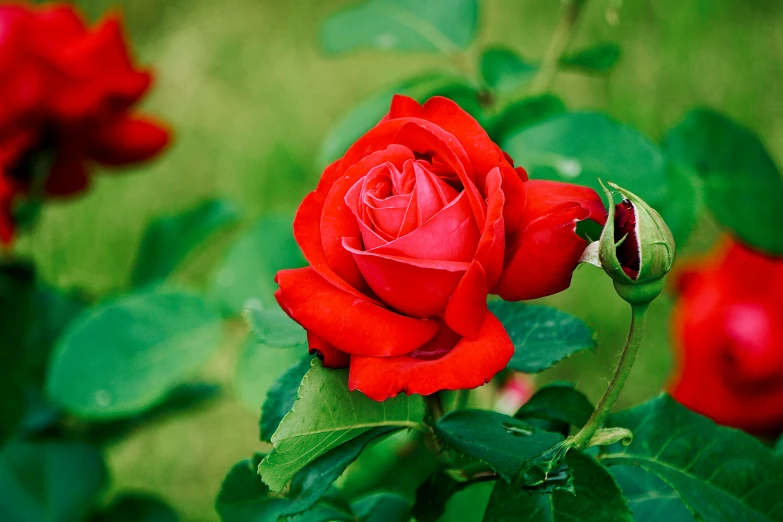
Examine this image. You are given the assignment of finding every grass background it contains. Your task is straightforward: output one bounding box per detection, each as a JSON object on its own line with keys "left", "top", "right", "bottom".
{"left": 18, "top": 0, "right": 783, "bottom": 520}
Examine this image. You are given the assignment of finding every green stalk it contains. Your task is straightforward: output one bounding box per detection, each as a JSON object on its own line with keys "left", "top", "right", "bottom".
{"left": 529, "top": 0, "right": 589, "bottom": 94}
{"left": 569, "top": 303, "right": 649, "bottom": 449}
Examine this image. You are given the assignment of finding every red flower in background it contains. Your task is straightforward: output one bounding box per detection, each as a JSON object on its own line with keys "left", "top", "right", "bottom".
{"left": 276, "top": 95, "right": 605, "bottom": 401}
{"left": 670, "top": 240, "right": 783, "bottom": 433}
{"left": 0, "top": 2, "right": 169, "bottom": 244}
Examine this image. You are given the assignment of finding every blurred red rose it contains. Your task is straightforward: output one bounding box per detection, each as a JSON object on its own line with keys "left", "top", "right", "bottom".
{"left": 670, "top": 240, "right": 783, "bottom": 433}
{"left": 0, "top": 3, "right": 170, "bottom": 244}
{"left": 276, "top": 95, "right": 605, "bottom": 401}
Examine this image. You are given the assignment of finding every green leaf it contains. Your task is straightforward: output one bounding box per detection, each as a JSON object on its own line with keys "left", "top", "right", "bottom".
{"left": 260, "top": 356, "right": 313, "bottom": 442}
{"left": 435, "top": 409, "right": 564, "bottom": 484}
{"left": 318, "top": 73, "right": 483, "bottom": 166}
{"left": 244, "top": 302, "right": 306, "bottom": 348}
{"left": 776, "top": 435, "right": 783, "bottom": 455}
{"left": 560, "top": 43, "right": 622, "bottom": 73}
{"left": 236, "top": 336, "right": 305, "bottom": 412}
{"left": 480, "top": 47, "right": 537, "bottom": 93}
{"left": 601, "top": 394, "right": 783, "bottom": 522}
{"left": 610, "top": 465, "right": 693, "bottom": 522}
{"left": 489, "top": 94, "right": 565, "bottom": 143}
{"left": 320, "top": 0, "right": 478, "bottom": 55}
{"left": 0, "top": 441, "right": 107, "bottom": 522}
{"left": 210, "top": 214, "right": 304, "bottom": 316}
{"left": 514, "top": 383, "right": 593, "bottom": 434}
{"left": 412, "top": 471, "right": 472, "bottom": 522}
{"left": 660, "top": 161, "right": 703, "bottom": 246}
{"left": 282, "top": 428, "right": 398, "bottom": 518}
{"left": 47, "top": 289, "right": 222, "bottom": 419}
{"left": 488, "top": 301, "right": 595, "bottom": 373}
{"left": 502, "top": 112, "right": 667, "bottom": 205}
{"left": 131, "top": 199, "right": 240, "bottom": 287}
{"left": 352, "top": 492, "right": 412, "bottom": 522}
{"left": 663, "top": 108, "right": 783, "bottom": 254}
{"left": 92, "top": 494, "right": 179, "bottom": 522}
{"left": 483, "top": 452, "right": 632, "bottom": 522}
{"left": 216, "top": 459, "right": 288, "bottom": 522}
{"left": 0, "top": 383, "right": 25, "bottom": 448}
{"left": 258, "top": 360, "right": 425, "bottom": 491}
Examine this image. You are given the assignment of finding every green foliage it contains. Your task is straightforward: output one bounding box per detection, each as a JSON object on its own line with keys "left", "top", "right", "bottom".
{"left": 210, "top": 215, "right": 304, "bottom": 316}
{"left": 435, "top": 410, "right": 563, "bottom": 484}
{"left": 218, "top": 435, "right": 404, "bottom": 522}
{"left": 216, "top": 458, "right": 288, "bottom": 522}
{"left": 244, "top": 302, "right": 306, "bottom": 348}
{"left": 258, "top": 360, "right": 425, "bottom": 491}
{"left": 488, "top": 95, "right": 565, "bottom": 143}
{"left": 483, "top": 452, "right": 632, "bottom": 522}
{"left": 259, "top": 356, "right": 314, "bottom": 442}
{"left": 320, "top": 0, "right": 478, "bottom": 55}
{"left": 412, "top": 471, "right": 473, "bottom": 522}
{"left": 351, "top": 492, "right": 411, "bottom": 522}
{"left": 318, "top": 73, "right": 484, "bottom": 166}
{"left": 131, "top": 199, "right": 240, "bottom": 287}
{"left": 0, "top": 441, "right": 106, "bottom": 522}
{"left": 514, "top": 383, "right": 594, "bottom": 434}
{"left": 488, "top": 301, "right": 595, "bottom": 373}
{"left": 480, "top": 47, "right": 536, "bottom": 93}
{"left": 664, "top": 108, "right": 783, "bottom": 254}
{"left": 92, "top": 494, "right": 179, "bottom": 522}
{"left": 610, "top": 466, "right": 692, "bottom": 522}
{"left": 47, "top": 289, "right": 222, "bottom": 419}
{"left": 560, "top": 43, "right": 621, "bottom": 73}
{"left": 235, "top": 336, "right": 305, "bottom": 412}
{"left": 280, "top": 428, "right": 397, "bottom": 518}
{"left": 502, "top": 112, "right": 667, "bottom": 205}
{"left": 601, "top": 394, "right": 783, "bottom": 521}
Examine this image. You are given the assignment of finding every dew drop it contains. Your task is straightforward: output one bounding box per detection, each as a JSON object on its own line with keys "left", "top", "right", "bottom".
{"left": 95, "top": 390, "right": 113, "bottom": 408}
{"left": 501, "top": 422, "right": 532, "bottom": 436}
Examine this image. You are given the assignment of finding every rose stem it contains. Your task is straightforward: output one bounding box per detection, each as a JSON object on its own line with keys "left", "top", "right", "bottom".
{"left": 529, "top": 0, "right": 590, "bottom": 94}
{"left": 569, "top": 303, "right": 649, "bottom": 450}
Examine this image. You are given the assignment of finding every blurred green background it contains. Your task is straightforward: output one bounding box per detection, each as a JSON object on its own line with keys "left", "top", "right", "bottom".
{"left": 18, "top": 0, "right": 783, "bottom": 520}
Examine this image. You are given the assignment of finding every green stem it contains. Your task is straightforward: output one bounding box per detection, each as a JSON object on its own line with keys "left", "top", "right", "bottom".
{"left": 569, "top": 303, "right": 649, "bottom": 449}
{"left": 528, "top": 0, "right": 589, "bottom": 94}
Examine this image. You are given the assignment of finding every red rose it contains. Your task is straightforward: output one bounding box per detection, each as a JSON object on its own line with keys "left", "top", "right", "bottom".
{"left": 276, "top": 95, "right": 605, "bottom": 401}
{"left": 670, "top": 240, "right": 783, "bottom": 433}
{"left": 0, "top": 3, "right": 170, "bottom": 244}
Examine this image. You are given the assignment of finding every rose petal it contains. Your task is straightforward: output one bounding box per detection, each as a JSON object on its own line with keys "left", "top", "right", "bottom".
{"left": 416, "top": 96, "right": 527, "bottom": 231}
{"left": 294, "top": 164, "right": 377, "bottom": 301}
{"left": 322, "top": 145, "right": 415, "bottom": 288}
{"left": 88, "top": 115, "right": 170, "bottom": 165}
{"left": 494, "top": 180, "right": 606, "bottom": 301}
{"left": 371, "top": 190, "right": 479, "bottom": 262}
{"left": 391, "top": 121, "right": 486, "bottom": 226}
{"left": 495, "top": 203, "right": 590, "bottom": 301}
{"left": 473, "top": 167, "right": 505, "bottom": 289}
{"left": 348, "top": 310, "right": 514, "bottom": 401}
{"left": 275, "top": 267, "right": 438, "bottom": 356}
{"left": 443, "top": 261, "right": 488, "bottom": 339}
{"left": 343, "top": 237, "right": 468, "bottom": 318}
{"left": 307, "top": 332, "right": 350, "bottom": 369}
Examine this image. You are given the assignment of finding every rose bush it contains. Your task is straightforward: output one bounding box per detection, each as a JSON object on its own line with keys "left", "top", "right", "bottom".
{"left": 0, "top": 3, "right": 169, "bottom": 244}
{"left": 671, "top": 240, "right": 783, "bottom": 433}
{"left": 275, "top": 95, "right": 605, "bottom": 401}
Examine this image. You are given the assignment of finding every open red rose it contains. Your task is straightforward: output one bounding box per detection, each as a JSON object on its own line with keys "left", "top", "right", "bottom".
{"left": 0, "top": 3, "right": 169, "bottom": 244}
{"left": 670, "top": 240, "right": 783, "bottom": 433}
{"left": 276, "top": 95, "right": 605, "bottom": 401}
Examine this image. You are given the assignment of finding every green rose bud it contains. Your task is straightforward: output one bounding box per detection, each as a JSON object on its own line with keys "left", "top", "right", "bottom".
{"left": 597, "top": 181, "right": 676, "bottom": 305}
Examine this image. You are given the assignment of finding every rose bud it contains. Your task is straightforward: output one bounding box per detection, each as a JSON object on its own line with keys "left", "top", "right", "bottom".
{"left": 597, "top": 182, "right": 675, "bottom": 305}
{"left": 275, "top": 95, "right": 606, "bottom": 401}
{"left": 670, "top": 241, "right": 783, "bottom": 434}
